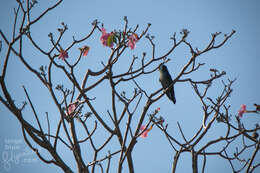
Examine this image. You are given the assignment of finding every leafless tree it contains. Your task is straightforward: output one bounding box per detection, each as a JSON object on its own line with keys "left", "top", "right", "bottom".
{"left": 0, "top": 1, "right": 259, "bottom": 173}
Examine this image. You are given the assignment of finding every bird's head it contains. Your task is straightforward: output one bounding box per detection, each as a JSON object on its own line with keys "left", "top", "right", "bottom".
{"left": 158, "top": 64, "right": 168, "bottom": 73}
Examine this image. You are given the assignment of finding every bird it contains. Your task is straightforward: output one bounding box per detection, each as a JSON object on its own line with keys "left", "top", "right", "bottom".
{"left": 158, "top": 64, "right": 176, "bottom": 104}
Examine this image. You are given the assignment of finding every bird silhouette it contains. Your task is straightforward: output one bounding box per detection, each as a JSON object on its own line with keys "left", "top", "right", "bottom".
{"left": 158, "top": 64, "right": 176, "bottom": 104}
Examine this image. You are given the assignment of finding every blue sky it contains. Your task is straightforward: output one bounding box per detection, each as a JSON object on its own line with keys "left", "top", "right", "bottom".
{"left": 0, "top": 0, "right": 259, "bottom": 172}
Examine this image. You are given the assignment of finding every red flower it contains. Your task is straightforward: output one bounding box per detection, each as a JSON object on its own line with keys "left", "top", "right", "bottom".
{"left": 140, "top": 125, "right": 153, "bottom": 138}
{"left": 100, "top": 28, "right": 114, "bottom": 48}
{"left": 128, "top": 33, "right": 139, "bottom": 50}
{"left": 238, "top": 104, "right": 247, "bottom": 118}
{"left": 58, "top": 49, "right": 68, "bottom": 60}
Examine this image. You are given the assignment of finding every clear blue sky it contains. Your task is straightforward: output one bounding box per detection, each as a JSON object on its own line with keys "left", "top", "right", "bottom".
{"left": 0, "top": 0, "right": 259, "bottom": 172}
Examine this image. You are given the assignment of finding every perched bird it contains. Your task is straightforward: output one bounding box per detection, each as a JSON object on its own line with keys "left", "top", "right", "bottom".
{"left": 159, "top": 64, "right": 176, "bottom": 104}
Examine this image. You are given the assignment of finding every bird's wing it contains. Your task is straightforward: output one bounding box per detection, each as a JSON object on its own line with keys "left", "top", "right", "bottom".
{"left": 160, "top": 72, "right": 176, "bottom": 104}
{"left": 160, "top": 72, "right": 173, "bottom": 89}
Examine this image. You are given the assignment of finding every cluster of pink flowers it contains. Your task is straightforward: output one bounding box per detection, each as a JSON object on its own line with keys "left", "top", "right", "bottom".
{"left": 100, "top": 28, "right": 115, "bottom": 48}
{"left": 100, "top": 27, "right": 139, "bottom": 50}
{"left": 58, "top": 27, "right": 140, "bottom": 61}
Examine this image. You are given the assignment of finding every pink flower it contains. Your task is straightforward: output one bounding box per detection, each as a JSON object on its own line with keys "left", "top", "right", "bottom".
{"left": 67, "top": 103, "right": 76, "bottom": 116}
{"left": 58, "top": 49, "right": 68, "bottom": 60}
{"left": 238, "top": 104, "right": 247, "bottom": 118}
{"left": 80, "top": 46, "right": 90, "bottom": 56}
{"left": 100, "top": 28, "right": 114, "bottom": 48}
{"left": 140, "top": 125, "right": 153, "bottom": 138}
{"left": 128, "top": 33, "right": 139, "bottom": 50}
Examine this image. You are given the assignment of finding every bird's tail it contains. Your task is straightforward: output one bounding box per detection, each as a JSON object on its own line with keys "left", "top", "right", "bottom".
{"left": 171, "top": 94, "right": 176, "bottom": 104}
{"left": 167, "top": 88, "right": 176, "bottom": 104}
